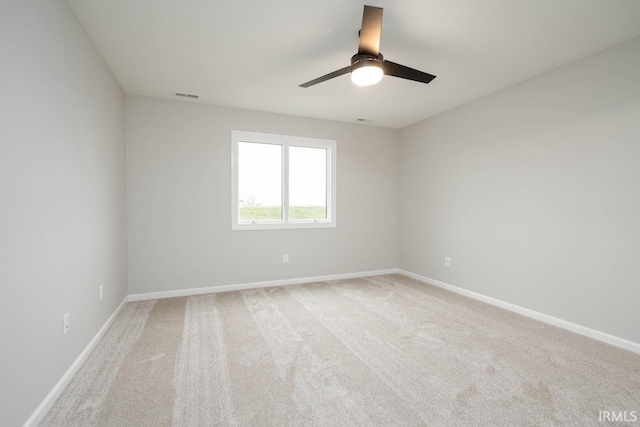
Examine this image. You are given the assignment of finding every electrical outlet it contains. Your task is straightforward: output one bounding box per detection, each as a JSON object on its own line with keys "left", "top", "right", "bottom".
{"left": 99, "top": 285, "right": 104, "bottom": 301}
{"left": 445, "top": 257, "right": 452, "bottom": 267}
{"left": 283, "top": 254, "right": 289, "bottom": 263}
{"left": 63, "top": 313, "right": 70, "bottom": 335}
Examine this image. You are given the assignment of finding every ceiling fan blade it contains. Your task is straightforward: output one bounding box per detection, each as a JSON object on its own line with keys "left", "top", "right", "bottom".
{"left": 383, "top": 60, "right": 436, "bottom": 84}
{"left": 358, "top": 6, "right": 383, "bottom": 56}
{"left": 299, "top": 66, "right": 351, "bottom": 88}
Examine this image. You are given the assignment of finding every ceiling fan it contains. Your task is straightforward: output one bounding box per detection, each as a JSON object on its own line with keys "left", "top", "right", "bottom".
{"left": 299, "top": 5, "right": 436, "bottom": 88}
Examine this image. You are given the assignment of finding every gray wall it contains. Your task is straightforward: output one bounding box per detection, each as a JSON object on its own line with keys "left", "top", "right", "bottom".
{"left": 126, "top": 96, "right": 399, "bottom": 294}
{"left": 399, "top": 37, "right": 640, "bottom": 344}
{"left": 0, "top": 1, "right": 127, "bottom": 425}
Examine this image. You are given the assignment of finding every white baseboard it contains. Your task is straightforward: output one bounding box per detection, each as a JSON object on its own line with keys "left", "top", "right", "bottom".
{"left": 127, "top": 268, "right": 400, "bottom": 302}
{"left": 23, "top": 297, "right": 129, "bottom": 427}
{"left": 398, "top": 269, "right": 640, "bottom": 355}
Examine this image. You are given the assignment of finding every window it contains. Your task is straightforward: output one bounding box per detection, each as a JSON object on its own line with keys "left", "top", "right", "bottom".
{"left": 231, "top": 131, "right": 336, "bottom": 230}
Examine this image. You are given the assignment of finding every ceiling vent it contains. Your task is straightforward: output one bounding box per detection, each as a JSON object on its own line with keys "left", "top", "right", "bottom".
{"left": 175, "top": 92, "right": 199, "bottom": 99}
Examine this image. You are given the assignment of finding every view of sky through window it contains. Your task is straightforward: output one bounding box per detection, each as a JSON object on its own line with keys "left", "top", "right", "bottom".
{"left": 289, "top": 146, "right": 327, "bottom": 219}
{"left": 238, "top": 141, "right": 282, "bottom": 217}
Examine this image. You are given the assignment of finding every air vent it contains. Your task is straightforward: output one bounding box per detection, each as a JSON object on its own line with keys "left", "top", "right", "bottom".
{"left": 175, "top": 92, "right": 199, "bottom": 99}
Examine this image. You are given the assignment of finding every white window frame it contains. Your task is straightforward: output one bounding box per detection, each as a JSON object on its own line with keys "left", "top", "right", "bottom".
{"left": 231, "top": 130, "right": 337, "bottom": 231}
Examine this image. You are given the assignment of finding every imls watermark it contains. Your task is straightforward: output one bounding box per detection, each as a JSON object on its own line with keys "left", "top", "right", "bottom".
{"left": 599, "top": 410, "right": 638, "bottom": 423}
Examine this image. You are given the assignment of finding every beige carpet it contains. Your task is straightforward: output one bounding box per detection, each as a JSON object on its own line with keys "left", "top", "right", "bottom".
{"left": 42, "top": 274, "right": 640, "bottom": 426}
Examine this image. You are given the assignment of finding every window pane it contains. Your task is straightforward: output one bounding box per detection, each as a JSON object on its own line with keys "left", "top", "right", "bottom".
{"left": 289, "top": 146, "right": 327, "bottom": 220}
{"left": 238, "top": 142, "right": 282, "bottom": 221}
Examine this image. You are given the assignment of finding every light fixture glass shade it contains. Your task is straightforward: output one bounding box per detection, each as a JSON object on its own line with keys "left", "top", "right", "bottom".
{"left": 351, "top": 65, "right": 383, "bottom": 86}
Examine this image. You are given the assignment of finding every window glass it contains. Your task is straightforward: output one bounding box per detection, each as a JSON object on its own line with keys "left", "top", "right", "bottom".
{"left": 289, "top": 146, "right": 327, "bottom": 220}
{"left": 238, "top": 142, "right": 282, "bottom": 221}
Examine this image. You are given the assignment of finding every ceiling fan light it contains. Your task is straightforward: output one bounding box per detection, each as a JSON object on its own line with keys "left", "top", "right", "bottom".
{"left": 351, "top": 64, "right": 383, "bottom": 86}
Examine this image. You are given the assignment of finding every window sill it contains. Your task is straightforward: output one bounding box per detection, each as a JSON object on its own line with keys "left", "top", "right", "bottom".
{"left": 232, "top": 221, "right": 336, "bottom": 231}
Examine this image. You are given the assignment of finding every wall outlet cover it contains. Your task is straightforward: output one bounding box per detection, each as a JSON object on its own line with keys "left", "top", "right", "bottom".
{"left": 63, "top": 313, "right": 70, "bottom": 335}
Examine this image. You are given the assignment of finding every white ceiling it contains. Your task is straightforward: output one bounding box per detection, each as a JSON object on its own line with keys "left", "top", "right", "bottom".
{"left": 67, "top": 0, "right": 640, "bottom": 129}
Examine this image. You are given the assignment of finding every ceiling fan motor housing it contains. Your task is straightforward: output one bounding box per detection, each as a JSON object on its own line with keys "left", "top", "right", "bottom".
{"left": 351, "top": 53, "right": 384, "bottom": 72}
